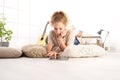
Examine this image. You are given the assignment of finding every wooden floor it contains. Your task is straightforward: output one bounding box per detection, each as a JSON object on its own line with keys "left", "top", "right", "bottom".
{"left": 0, "top": 52, "right": 120, "bottom": 80}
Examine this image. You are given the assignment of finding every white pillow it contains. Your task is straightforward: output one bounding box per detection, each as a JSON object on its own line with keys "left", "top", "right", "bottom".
{"left": 61, "top": 45, "right": 106, "bottom": 58}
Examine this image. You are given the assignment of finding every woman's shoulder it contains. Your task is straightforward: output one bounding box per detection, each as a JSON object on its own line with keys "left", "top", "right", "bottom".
{"left": 49, "top": 30, "right": 54, "bottom": 34}
{"left": 67, "top": 29, "right": 74, "bottom": 33}
{"left": 49, "top": 30, "right": 56, "bottom": 36}
{"left": 66, "top": 29, "right": 75, "bottom": 36}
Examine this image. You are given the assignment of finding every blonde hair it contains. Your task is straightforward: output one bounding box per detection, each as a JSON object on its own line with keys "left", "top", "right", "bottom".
{"left": 50, "top": 11, "right": 69, "bottom": 26}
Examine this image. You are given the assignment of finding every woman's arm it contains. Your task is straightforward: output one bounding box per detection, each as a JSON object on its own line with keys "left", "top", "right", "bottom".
{"left": 59, "top": 38, "right": 67, "bottom": 51}
{"left": 57, "top": 31, "right": 67, "bottom": 51}
{"left": 47, "top": 43, "right": 59, "bottom": 59}
{"left": 47, "top": 43, "right": 53, "bottom": 53}
{"left": 66, "top": 30, "right": 75, "bottom": 45}
{"left": 58, "top": 30, "right": 75, "bottom": 51}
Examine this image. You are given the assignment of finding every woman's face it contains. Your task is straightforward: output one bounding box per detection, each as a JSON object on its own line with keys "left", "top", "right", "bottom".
{"left": 53, "top": 22, "right": 66, "bottom": 36}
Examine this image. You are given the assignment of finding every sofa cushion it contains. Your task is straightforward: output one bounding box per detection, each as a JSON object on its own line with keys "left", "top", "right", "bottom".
{"left": 22, "top": 44, "right": 47, "bottom": 58}
{"left": 0, "top": 47, "right": 22, "bottom": 58}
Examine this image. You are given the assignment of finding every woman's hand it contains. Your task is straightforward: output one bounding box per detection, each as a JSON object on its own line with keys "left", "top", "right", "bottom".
{"left": 57, "top": 30, "right": 68, "bottom": 51}
{"left": 61, "top": 29, "right": 67, "bottom": 38}
{"left": 57, "top": 29, "right": 67, "bottom": 41}
{"left": 47, "top": 51, "right": 59, "bottom": 59}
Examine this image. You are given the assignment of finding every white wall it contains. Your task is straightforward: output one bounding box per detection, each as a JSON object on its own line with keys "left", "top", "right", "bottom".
{"left": 0, "top": 0, "right": 120, "bottom": 51}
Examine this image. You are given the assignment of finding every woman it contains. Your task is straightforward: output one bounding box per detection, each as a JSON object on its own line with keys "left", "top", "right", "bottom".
{"left": 46, "top": 11, "right": 75, "bottom": 59}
